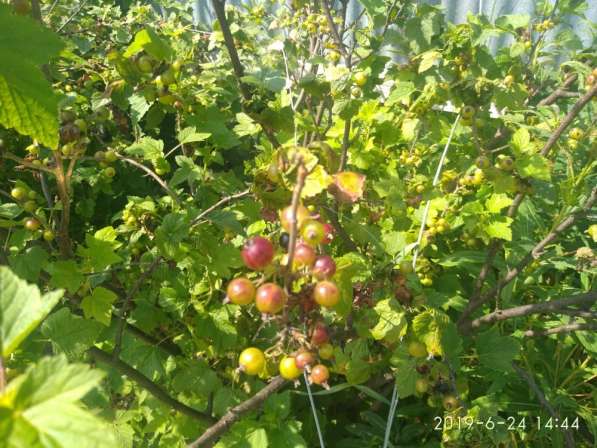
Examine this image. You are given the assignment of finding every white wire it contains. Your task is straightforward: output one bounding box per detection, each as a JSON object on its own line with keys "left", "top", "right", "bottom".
{"left": 383, "top": 113, "right": 461, "bottom": 448}
{"left": 304, "top": 370, "right": 326, "bottom": 448}
{"left": 412, "top": 114, "right": 461, "bottom": 268}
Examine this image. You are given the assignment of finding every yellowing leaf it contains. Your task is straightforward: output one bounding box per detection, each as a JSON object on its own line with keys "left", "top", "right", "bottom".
{"left": 330, "top": 171, "right": 366, "bottom": 203}
{"left": 485, "top": 194, "right": 513, "bottom": 213}
{"left": 303, "top": 165, "right": 332, "bottom": 198}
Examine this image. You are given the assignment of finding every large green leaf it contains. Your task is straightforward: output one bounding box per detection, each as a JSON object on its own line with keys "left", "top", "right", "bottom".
{"left": 0, "top": 267, "right": 63, "bottom": 357}
{"left": 0, "top": 355, "right": 117, "bottom": 447}
{"left": 41, "top": 308, "right": 103, "bottom": 360}
{"left": 476, "top": 327, "right": 520, "bottom": 371}
{"left": 0, "top": 5, "right": 64, "bottom": 148}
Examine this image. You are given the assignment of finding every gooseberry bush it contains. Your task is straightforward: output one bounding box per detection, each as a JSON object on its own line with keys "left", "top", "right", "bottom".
{"left": 0, "top": 0, "right": 596, "bottom": 447}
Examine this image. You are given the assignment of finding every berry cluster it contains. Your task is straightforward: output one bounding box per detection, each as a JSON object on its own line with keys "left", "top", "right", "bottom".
{"left": 229, "top": 203, "right": 339, "bottom": 387}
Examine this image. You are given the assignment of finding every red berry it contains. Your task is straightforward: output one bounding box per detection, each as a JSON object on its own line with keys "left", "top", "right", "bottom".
{"left": 295, "top": 351, "right": 315, "bottom": 370}
{"left": 294, "top": 242, "right": 316, "bottom": 268}
{"left": 255, "top": 283, "right": 286, "bottom": 314}
{"left": 313, "top": 281, "right": 340, "bottom": 308}
{"left": 310, "top": 323, "right": 329, "bottom": 346}
{"left": 226, "top": 277, "right": 256, "bottom": 305}
{"left": 24, "top": 218, "right": 40, "bottom": 231}
{"left": 312, "top": 255, "right": 336, "bottom": 279}
{"left": 309, "top": 364, "right": 330, "bottom": 385}
{"left": 241, "top": 237, "right": 274, "bottom": 270}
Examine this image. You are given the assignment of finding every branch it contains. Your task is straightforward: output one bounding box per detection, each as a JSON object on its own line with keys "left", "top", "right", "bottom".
{"left": 538, "top": 74, "right": 578, "bottom": 107}
{"left": 338, "top": 120, "right": 351, "bottom": 172}
{"left": 1, "top": 152, "right": 54, "bottom": 174}
{"left": 210, "top": 0, "right": 280, "bottom": 148}
{"left": 187, "top": 376, "right": 286, "bottom": 448}
{"left": 460, "top": 187, "right": 597, "bottom": 330}
{"left": 463, "top": 85, "right": 597, "bottom": 320}
{"left": 321, "top": 0, "right": 346, "bottom": 58}
{"left": 284, "top": 161, "right": 308, "bottom": 293}
{"left": 512, "top": 363, "right": 574, "bottom": 448}
{"left": 88, "top": 347, "right": 215, "bottom": 424}
{"left": 56, "top": 0, "right": 89, "bottom": 33}
{"left": 113, "top": 257, "right": 162, "bottom": 359}
{"left": 125, "top": 323, "right": 183, "bottom": 356}
{"left": 191, "top": 189, "right": 251, "bottom": 227}
{"left": 468, "top": 292, "right": 597, "bottom": 330}
{"left": 523, "top": 322, "right": 597, "bottom": 337}
{"left": 118, "top": 156, "right": 181, "bottom": 205}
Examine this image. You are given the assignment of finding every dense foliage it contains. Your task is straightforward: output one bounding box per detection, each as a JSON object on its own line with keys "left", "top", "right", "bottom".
{"left": 0, "top": 0, "right": 596, "bottom": 447}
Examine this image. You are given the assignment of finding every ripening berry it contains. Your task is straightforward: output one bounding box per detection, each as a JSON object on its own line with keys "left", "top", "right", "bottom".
{"left": 255, "top": 283, "right": 286, "bottom": 314}
{"left": 309, "top": 364, "right": 330, "bottom": 385}
{"left": 279, "top": 356, "right": 302, "bottom": 380}
{"left": 312, "top": 255, "right": 336, "bottom": 279}
{"left": 408, "top": 341, "right": 428, "bottom": 358}
{"left": 294, "top": 242, "right": 316, "bottom": 268}
{"left": 280, "top": 204, "right": 310, "bottom": 232}
{"left": 313, "top": 280, "right": 340, "bottom": 307}
{"left": 226, "top": 277, "right": 256, "bottom": 305}
{"left": 301, "top": 220, "right": 325, "bottom": 246}
{"left": 239, "top": 347, "right": 265, "bottom": 375}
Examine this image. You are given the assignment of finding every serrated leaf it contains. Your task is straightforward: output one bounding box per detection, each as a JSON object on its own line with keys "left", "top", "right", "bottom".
{"left": 81, "top": 287, "right": 117, "bottom": 326}
{"left": 385, "top": 81, "right": 415, "bottom": 106}
{"left": 515, "top": 154, "right": 551, "bottom": 181}
{"left": 1, "top": 355, "right": 117, "bottom": 447}
{"left": 41, "top": 308, "right": 103, "bottom": 359}
{"left": 381, "top": 230, "right": 408, "bottom": 257}
{"left": 412, "top": 309, "right": 451, "bottom": 357}
{"left": 495, "top": 14, "right": 530, "bottom": 30}
{"left": 476, "top": 327, "right": 520, "bottom": 371}
{"left": 77, "top": 233, "right": 122, "bottom": 272}
{"left": 390, "top": 348, "right": 418, "bottom": 398}
{"left": 511, "top": 127, "right": 531, "bottom": 153}
{"left": 123, "top": 28, "right": 172, "bottom": 60}
{"left": 45, "top": 260, "right": 84, "bottom": 294}
{"left": 303, "top": 165, "right": 332, "bottom": 198}
{"left": 331, "top": 171, "right": 366, "bottom": 203}
{"left": 129, "top": 93, "right": 151, "bottom": 126}
{"left": 401, "top": 117, "right": 420, "bottom": 141}
{"left": 371, "top": 299, "right": 407, "bottom": 342}
{"left": 485, "top": 194, "right": 513, "bottom": 214}
{"left": 0, "top": 5, "right": 64, "bottom": 148}
{"left": 418, "top": 50, "right": 441, "bottom": 73}
{"left": 172, "top": 361, "right": 221, "bottom": 395}
{"left": 486, "top": 216, "right": 513, "bottom": 241}
{"left": 0, "top": 267, "right": 63, "bottom": 357}
{"left": 177, "top": 126, "right": 211, "bottom": 144}
{"left": 125, "top": 137, "right": 164, "bottom": 163}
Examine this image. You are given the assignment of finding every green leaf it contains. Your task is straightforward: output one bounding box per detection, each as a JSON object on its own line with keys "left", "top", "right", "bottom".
{"left": 169, "top": 155, "right": 204, "bottom": 188}
{"left": 303, "top": 165, "right": 332, "bottom": 198}
{"left": 511, "top": 128, "right": 531, "bottom": 153}
{"left": 233, "top": 112, "right": 260, "bottom": 137}
{"left": 123, "top": 28, "right": 172, "bottom": 60}
{"left": 0, "top": 267, "right": 63, "bottom": 357}
{"left": 1, "top": 355, "right": 117, "bottom": 447}
{"left": 486, "top": 216, "right": 513, "bottom": 241}
{"left": 41, "top": 308, "right": 103, "bottom": 359}
{"left": 172, "top": 361, "right": 221, "bottom": 395}
{"left": 0, "top": 5, "right": 64, "bottom": 148}
{"left": 515, "top": 154, "right": 551, "bottom": 181}
{"left": 267, "top": 421, "right": 307, "bottom": 448}
{"left": 418, "top": 50, "right": 441, "bottom": 73}
{"left": 371, "top": 299, "right": 407, "bottom": 343}
{"left": 381, "top": 230, "right": 408, "bottom": 257}
{"left": 476, "top": 327, "right": 520, "bottom": 371}
{"left": 335, "top": 253, "right": 371, "bottom": 317}
{"left": 495, "top": 14, "right": 530, "bottom": 30}
{"left": 385, "top": 81, "right": 415, "bottom": 106}
{"left": 177, "top": 126, "right": 211, "bottom": 144}
{"left": 401, "top": 117, "right": 420, "bottom": 141}
{"left": 485, "top": 194, "right": 513, "bottom": 214}
{"left": 125, "top": 137, "right": 164, "bottom": 163}
{"left": 356, "top": 0, "right": 385, "bottom": 18}
{"left": 129, "top": 93, "right": 151, "bottom": 125}
{"left": 412, "top": 309, "right": 451, "bottom": 357}
{"left": 390, "top": 348, "right": 417, "bottom": 398}
{"left": 155, "top": 213, "right": 189, "bottom": 259}
{"left": 8, "top": 246, "right": 48, "bottom": 283}
{"left": 77, "top": 234, "right": 122, "bottom": 272}
{"left": 81, "top": 287, "right": 117, "bottom": 326}
{"left": 46, "top": 260, "right": 84, "bottom": 294}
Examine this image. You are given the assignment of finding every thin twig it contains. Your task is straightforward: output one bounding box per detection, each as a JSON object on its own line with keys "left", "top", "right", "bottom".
{"left": 512, "top": 362, "right": 574, "bottom": 448}
{"left": 0, "top": 355, "right": 6, "bottom": 392}
{"left": 465, "top": 83, "right": 597, "bottom": 317}
{"left": 322, "top": 0, "right": 346, "bottom": 57}
{"left": 459, "top": 187, "right": 597, "bottom": 330}
{"left": 112, "top": 257, "right": 162, "bottom": 360}
{"left": 1, "top": 152, "right": 54, "bottom": 174}
{"left": 468, "top": 292, "right": 597, "bottom": 330}
{"left": 284, "top": 161, "right": 309, "bottom": 292}
{"left": 187, "top": 376, "right": 286, "bottom": 447}
{"left": 190, "top": 189, "right": 251, "bottom": 227}
{"left": 89, "top": 347, "right": 214, "bottom": 423}
{"left": 523, "top": 322, "right": 597, "bottom": 337}
{"left": 56, "top": 0, "right": 89, "bottom": 33}
{"left": 118, "top": 156, "right": 181, "bottom": 205}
